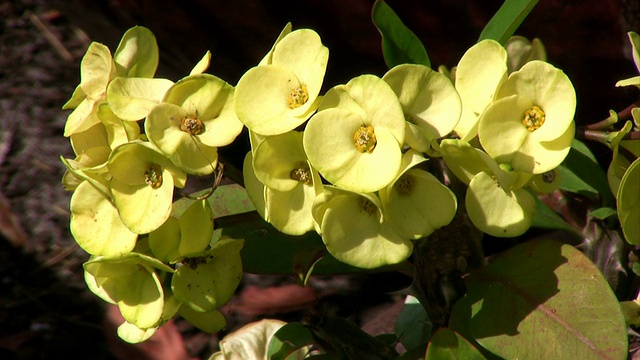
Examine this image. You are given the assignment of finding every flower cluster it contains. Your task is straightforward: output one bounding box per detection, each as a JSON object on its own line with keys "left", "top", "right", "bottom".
{"left": 240, "top": 25, "right": 458, "bottom": 269}
{"left": 61, "top": 27, "right": 243, "bottom": 343}
{"left": 62, "top": 24, "right": 581, "bottom": 342}
{"left": 440, "top": 36, "right": 577, "bottom": 237}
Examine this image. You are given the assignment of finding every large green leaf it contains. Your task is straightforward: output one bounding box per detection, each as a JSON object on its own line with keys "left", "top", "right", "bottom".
{"left": 372, "top": 0, "right": 430, "bottom": 68}
{"left": 448, "top": 297, "right": 503, "bottom": 360}
{"left": 560, "top": 139, "right": 614, "bottom": 206}
{"left": 478, "top": 0, "right": 539, "bottom": 45}
{"left": 425, "top": 328, "right": 486, "bottom": 360}
{"left": 452, "top": 238, "right": 627, "bottom": 359}
{"left": 617, "top": 157, "right": 640, "bottom": 244}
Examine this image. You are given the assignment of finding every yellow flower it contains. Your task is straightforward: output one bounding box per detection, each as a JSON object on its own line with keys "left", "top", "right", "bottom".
{"left": 63, "top": 26, "right": 160, "bottom": 136}
{"left": 235, "top": 28, "right": 328, "bottom": 135}
{"left": 107, "top": 141, "right": 186, "bottom": 234}
{"left": 312, "top": 186, "right": 412, "bottom": 269}
{"left": 379, "top": 151, "right": 457, "bottom": 239}
{"left": 441, "top": 139, "right": 535, "bottom": 237}
{"left": 616, "top": 32, "right": 640, "bottom": 88}
{"left": 382, "top": 64, "right": 461, "bottom": 152}
{"left": 145, "top": 74, "right": 243, "bottom": 175}
{"left": 249, "top": 131, "right": 323, "bottom": 235}
{"left": 303, "top": 74, "right": 405, "bottom": 193}
{"left": 453, "top": 40, "right": 508, "bottom": 141}
{"left": 478, "top": 60, "right": 576, "bottom": 174}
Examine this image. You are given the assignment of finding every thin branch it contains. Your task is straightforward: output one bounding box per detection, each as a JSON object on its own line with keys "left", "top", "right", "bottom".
{"left": 27, "top": 11, "right": 75, "bottom": 62}
{"left": 582, "top": 100, "right": 640, "bottom": 131}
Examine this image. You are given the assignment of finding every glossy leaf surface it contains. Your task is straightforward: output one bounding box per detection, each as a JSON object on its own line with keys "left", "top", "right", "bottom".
{"left": 452, "top": 238, "right": 627, "bottom": 359}
{"left": 372, "top": 0, "right": 430, "bottom": 68}
{"left": 478, "top": 0, "right": 539, "bottom": 45}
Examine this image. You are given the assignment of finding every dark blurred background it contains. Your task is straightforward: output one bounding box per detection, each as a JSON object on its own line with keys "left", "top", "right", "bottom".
{"left": 52, "top": 0, "right": 640, "bottom": 168}
{"left": 1, "top": 0, "right": 639, "bottom": 359}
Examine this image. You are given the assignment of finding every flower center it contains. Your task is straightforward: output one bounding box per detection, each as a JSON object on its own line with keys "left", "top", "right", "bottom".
{"left": 290, "top": 163, "right": 312, "bottom": 185}
{"left": 144, "top": 164, "right": 163, "bottom": 189}
{"left": 394, "top": 174, "right": 415, "bottom": 196}
{"left": 288, "top": 85, "right": 309, "bottom": 109}
{"left": 522, "top": 105, "right": 545, "bottom": 132}
{"left": 542, "top": 170, "right": 556, "bottom": 184}
{"left": 358, "top": 197, "right": 377, "bottom": 215}
{"left": 353, "top": 125, "right": 377, "bottom": 153}
{"left": 405, "top": 113, "right": 415, "bottom": 124}
{"left": 180, "top": 115, "right": 205, "bottom": 135}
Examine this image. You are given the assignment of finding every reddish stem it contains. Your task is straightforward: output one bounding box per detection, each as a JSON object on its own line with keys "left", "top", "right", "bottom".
{"left": 583, "top": 100, "right": 640, "bottom": 131}
{"left": 577, "top": 129, "right": 610, "bottom": 146}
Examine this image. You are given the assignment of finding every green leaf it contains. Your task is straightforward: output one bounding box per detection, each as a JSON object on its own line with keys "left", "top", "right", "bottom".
{"left": 632, "top": 260, "right": 640, "bottom": 277}
{"left": 560, "top": 139, "right": 614, "bottom": 206}
{"left": 620, "top": 300, "right": 640, "bottom": 327}
{"left": 448, "top": 297, "right": 504, "bottom": 360}
{"left": 588, "top": 207, "right": 618, "bottom": 220}
{"left": 171, "top": 183, "right": 256, "bottom": 219}
{"left": 425, "top": 328, "right": 486, "bottom": 360}
{"left": 478, "top": 0, "right": 539, "bottom": 45}
{"left": 617, "top": 157, "right": 640, "bottom": 244}
{"left": 218, "top": 213, "right": 362, "bottom": 275}
{"left": 267, "top": 322, "right": 314, "bottom": 360}
{"left": 372, "top": 0, "right": 430, "bottom": 68}
{"left": 394, "top": 295, "right": 432, "bottom": 351}
{"left": 457, "top": 238, "right": 628, "bottom": 359}
{"left": 530, "top": 195, "right": 577, "bottom": 233}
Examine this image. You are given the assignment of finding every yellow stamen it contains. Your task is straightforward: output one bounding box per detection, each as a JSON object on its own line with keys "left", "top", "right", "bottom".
{"left": 288, "top": 85, "right": 309, "bottom": 109}
{"left": 180, "top": 115, "right": 205, "bottom": 135}
{"left": 522, "top": 105, "right": 545, "bottom": 132}
{"left": 353, "top": 125, "right": 377, "bottom": 153}
{"left": 290, "top": 163, "right": 312, "bottom": 185}
{"left": 144, "top": 164, "right": 163, "bottom": 189}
